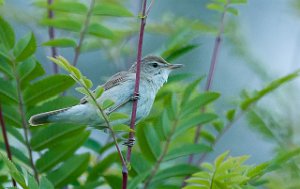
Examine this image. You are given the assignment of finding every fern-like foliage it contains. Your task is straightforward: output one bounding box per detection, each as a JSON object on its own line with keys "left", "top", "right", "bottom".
{"left": 184, "top": 151, "right": 268, "bottom": 189}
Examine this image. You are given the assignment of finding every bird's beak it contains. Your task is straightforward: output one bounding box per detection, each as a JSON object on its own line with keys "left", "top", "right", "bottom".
{"left": 167, "top": 64, "right": 184, "bottom": 70}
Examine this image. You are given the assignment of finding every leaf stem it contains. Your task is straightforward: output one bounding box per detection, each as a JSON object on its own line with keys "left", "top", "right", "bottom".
{"left": 0, "top": 104, "right": 17, "bottom": 187}
{"left": 47, "top": 0, "right": 58, "bottom": 74}
{"left": 143, "top": 119, "right": 179, "bottom": 189}
{"left": 73, "top": 0, "right": 95, "bottom": 67}
{"left": 124, "top": 0, "right": 153, "bottom": 188}
{"left": 12, "top": 61, "right": 39, "bottom": 182}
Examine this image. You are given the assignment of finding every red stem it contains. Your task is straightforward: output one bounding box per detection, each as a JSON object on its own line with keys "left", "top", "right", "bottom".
{"left": 123, "top": 0, "right": 148, "bottom": 188}
{"left": 47, "top": 0, "right": 58, "bottom": 73}
{"left": 0, "top": 104, "right": 17, "bottom": 187}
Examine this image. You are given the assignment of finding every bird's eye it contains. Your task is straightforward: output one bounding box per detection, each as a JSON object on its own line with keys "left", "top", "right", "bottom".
{"left": 152, "top": 63, "right": 158, "bottom": 68}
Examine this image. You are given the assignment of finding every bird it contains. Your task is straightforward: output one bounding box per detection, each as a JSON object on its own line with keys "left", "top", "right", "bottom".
{"left": 29, "top": 55, "right": 183, "bottom": 129}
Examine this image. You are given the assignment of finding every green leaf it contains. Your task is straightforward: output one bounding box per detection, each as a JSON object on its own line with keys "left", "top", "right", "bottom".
{"left": 201, "top": 130, "right": 216, "bottom": 143}
{"left": 40, "top": 18, "right": 82, "bottom": 32}
{"left": 230, "top": 0, "right": 247, "bottom": 4}
{"left": 165, "top": 44, "right": 199, "bottom": 62}
{"left": 240, "top": 70, "right": 300, "bottom": 110}
{"left": 164, "top": 144, "right": 212, "bottom": 161}
{"left": 87, "top": 23, "right": 114, "bottom": 39}
{"left": 130, "top": 152, "right": 151, "bottom": 174}
{"left": 181, "top": 92, "right": 220, "bottom": 118}
{"left": 49, "top": 2, "right": 88, "bottom": 14}
{"left": 102, "top": 99, "right": 115, "bottom": 109}
{"left": 39, "top": 176, "right": 54, "bottom": 189}
{"left": 109, "top": 112, "right": 129, "bottom": 121}
{"left": 75, "top": 87, "right": 90, "bottom": 96}
{"left": 82, "top": 77, "right": 93, "bottom": 88}
{"left": 0, "top": 57, "right": 13, "bottom": 78}
{"left": 23, "top": 74, "right": 75, "bottom": 105}
{"left": 2, "top": 105, "right": 22, "bottom": 128}
{"left": 30, "top": 124, "right": 86, "bottom": 151}
{"left": 94, "top": 86, "right": 104, "bottom": 98}
{"left": 42, "top": 38, "right": 77, "bottom": 48}
{"left": 0, "top": 16, "right": 15, "bottom": 49}
{"left": 181, "top": 78, "right": 203, "bottom": 107}
{"left": 215, "top": 151, "right": 230, "bottom": 168}
{"left": 92, "top": 3, "right": 133, "bottom": 17}
{"left": 173, "top": 113, "right": 218, "bottom": 139}
{"left": 18, "top": 59, "right": 45, "bottom": 88}
{"left": 226, "top": 109, "right": 236, "bottom": 122}
{"left": 88, "top": 153, "right": 118, "bottom": 181}
{"left": 47, "top": 153, "right": 90, "bottom": 188}
{"left": 111, "top": 124, "right": 133, "bottom": 132}
{"left": 128, "top": 172, "right": 149, "bottom": 189}
{"left": 6, "top": 125, "right": 24, "bottom": 144}
{"left": 0, "top": 153, "right": 28, "bottom": 189}
{"left": 0, "top": 78, "right": 17, "bottom": 104}
{"left": 36, "top": 131, "right": 90, "bottom": 172}
{"left": 160, "top": 110, "right": 171, "bottom": 140}
{"left": 227, "top": 7, "right": 238, "bottom": 16}
{"left": 152, "top": 164, "right": 200, "bottom": 183}
{"left": 206, "top": 3, "right": 224, "bottom": 12}
{"left": 143, "top": 124, "right": 161, "bottom": 160}
{"left": 137, "top": 124, "right": 157, "bottom": 162}
{"left": 246, "top": 110, "right": 275, "bottom": 139}
{"left": 83, "top": 138, "right": 102, "bottom": 153}
{"left": 0, "top": 143, "right": 30, "bottom": 165}
{"left": 28, "top": 174, "right": 39, "bottom": 189}
{"left": 104, "top": 175, "right": 122, "bottom": 189}
{"left": 13, "top": 32, "right": 36, "bottom": 62}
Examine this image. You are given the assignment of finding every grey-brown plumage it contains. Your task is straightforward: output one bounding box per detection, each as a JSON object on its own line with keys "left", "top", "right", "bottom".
{"left": 29, "top": 55, "right": 183, "bottom": 127}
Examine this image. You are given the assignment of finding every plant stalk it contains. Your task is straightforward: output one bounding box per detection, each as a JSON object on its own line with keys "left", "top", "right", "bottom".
{"left": 124, "top": 0, "right": 149, "bottom": 188}
{"left": 0, "top": 104, "right": 17, "bottom": 187}
{"left": 73, "top": 0, "right": 95, "bottom": 67}
{"left": 47, "top": 0, "right": 58, "bottom": 73}
{"left": 143, "top": 119, "right": 178, "bottom": 188}
{"left": 12, "top": 61, "right": 39, "bottom": 182}
{"left": 189, "top": 0, "right": 229, "bottom": 165}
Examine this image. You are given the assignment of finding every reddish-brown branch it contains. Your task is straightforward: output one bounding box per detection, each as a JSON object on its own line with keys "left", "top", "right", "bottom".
{"left": 0, "top": 104, "right": 16, "bottom": 187}
{"left": 188, "top": 0, "right": 229, "bottom": 165}
{"left": 47, "top": 0, "right": 58, "bottom": 73}
{"left": 124, "top": 0, "right": 149, "bottom": 188}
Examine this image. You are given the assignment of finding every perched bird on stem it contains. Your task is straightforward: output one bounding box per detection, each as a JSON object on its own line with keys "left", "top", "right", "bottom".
{"left": 29, "top": 55, "right": 183, "bottom": 130}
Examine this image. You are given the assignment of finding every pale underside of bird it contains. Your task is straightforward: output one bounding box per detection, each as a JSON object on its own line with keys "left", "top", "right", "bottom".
{"left": 29, "top": 55, "right": 183, "bottom": 128}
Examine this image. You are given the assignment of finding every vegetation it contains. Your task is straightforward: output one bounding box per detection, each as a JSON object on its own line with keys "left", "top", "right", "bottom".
{"left": 0, "top": 0, "right": 300, "bottom": 188}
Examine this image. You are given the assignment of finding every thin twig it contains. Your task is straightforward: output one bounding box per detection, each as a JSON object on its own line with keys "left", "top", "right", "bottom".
{"left": 73, "top": 0, "right": 95, "bottom": 67}
{"left": 12, "top": 61, "right": 39, "bottom": 182}
{"left": 72, "top": 75, "right": 127, "bottom": 168}
{"left": 47, "top": 0, "right": 58, "bottom": 73}
{"left": 124, "top": 0, "right": 149, "bottom": 188}
{"left": 0, "top": 104, "right": 17, "bottom": 187}
{"left": 188, "top": 0, "right": 230, "bottom": 165}
{"left": 122, "top": 0, "right": 150, "bottom": 189}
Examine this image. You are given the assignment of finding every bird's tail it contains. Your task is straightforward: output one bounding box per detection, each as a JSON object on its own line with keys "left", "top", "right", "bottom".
{"left": 29, "top": 107, "right": 70, "bottom": 126}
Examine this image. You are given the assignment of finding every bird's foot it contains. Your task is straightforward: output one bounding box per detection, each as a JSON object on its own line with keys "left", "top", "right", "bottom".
{"left": 122, "top": 137, "right": 135, "bottom": 147}
{"left": 131, "top": 93, "right": 140, "bottom": 101}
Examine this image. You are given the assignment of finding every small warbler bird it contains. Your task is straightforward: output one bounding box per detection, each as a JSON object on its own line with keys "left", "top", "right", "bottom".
{"left": 29, "top": 55, "right": 183, "bottom": 128}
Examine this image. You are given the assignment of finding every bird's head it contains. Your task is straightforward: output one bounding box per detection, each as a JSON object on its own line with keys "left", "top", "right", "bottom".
{"left": 129, "top": 55, "right": 183, "bottom": 79}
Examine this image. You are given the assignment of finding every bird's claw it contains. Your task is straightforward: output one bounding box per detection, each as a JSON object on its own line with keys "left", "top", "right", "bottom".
{"left": 131, "top": 93, "right": 140, "bottom": 101}
{"left": 123, "top": 138, "right": 136, "bottom": 147}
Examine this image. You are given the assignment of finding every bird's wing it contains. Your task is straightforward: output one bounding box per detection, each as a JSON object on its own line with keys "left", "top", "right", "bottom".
{"left": 80, "top": 71, "right": 130, "bottom": 104}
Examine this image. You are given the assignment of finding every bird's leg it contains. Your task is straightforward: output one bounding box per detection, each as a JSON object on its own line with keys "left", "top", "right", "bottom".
{"left": 122, "top": 137, "right": 135, "bottom": 147}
